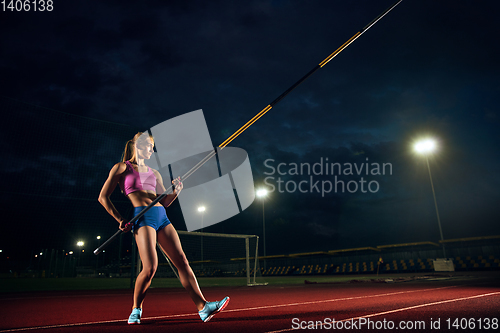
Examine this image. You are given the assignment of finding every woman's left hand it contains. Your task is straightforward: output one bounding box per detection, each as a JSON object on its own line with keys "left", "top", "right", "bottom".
{"left": 173, "top": 177, "right": 183, "bottom": 194}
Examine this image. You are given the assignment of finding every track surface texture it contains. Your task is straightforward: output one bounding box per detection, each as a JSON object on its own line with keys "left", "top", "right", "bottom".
{"left": 2, "top": 272, "right": 499, "bottom": 332}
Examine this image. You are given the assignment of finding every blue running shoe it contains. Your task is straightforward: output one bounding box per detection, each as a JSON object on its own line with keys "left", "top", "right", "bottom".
{"left": 199, "top": 297, "right": 230, "bottom": 322}
{"left": 128, "top": 308, "right": 142, "bottom": 325}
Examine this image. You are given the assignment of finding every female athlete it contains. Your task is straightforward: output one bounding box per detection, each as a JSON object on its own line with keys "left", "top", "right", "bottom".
{"left": 98, "top": 132, "right": 229, "bottom": 324}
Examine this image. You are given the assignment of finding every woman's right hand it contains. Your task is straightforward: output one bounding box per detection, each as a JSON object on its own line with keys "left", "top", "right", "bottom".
{"left": 119, "top": 220, "right": 132, "bottom": 233}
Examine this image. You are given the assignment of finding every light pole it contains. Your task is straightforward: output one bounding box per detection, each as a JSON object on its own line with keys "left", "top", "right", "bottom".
{"left": 198, "top": 206, "right": 206, "bottom": 266}
{"left": 414, "top": 138, "right": 446, "bottom": 258}
{"left": 77, "top": 241, "right": 84, "bottom": 266}
{"left": 96, "top": 236, "right": 101, "bottom": 275}
{"left": 256, "top": 188, "right": 268, "bottom": 269}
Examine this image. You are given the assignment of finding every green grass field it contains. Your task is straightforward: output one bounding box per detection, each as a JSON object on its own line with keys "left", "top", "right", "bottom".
{"left": 1, "top": 275, "right": 393, "bottom": 293}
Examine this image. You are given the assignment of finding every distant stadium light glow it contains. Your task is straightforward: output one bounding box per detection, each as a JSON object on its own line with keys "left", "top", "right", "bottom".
{"left": 256, "top": 189, "right": 268, "bottom": 197}
{"left": 198, "top": 206, "right": 206, "bottom": 212}
{"left": 77, "top": 241, "right": 84, "bottom": 247}
{"left": 414, "top": 139, "right": 436, "bottom": 154}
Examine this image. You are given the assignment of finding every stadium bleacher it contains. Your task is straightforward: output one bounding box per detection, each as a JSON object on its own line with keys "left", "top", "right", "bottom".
{"left": 252, "top": 235, "right": 500, "bottom": 276}
{"left": 255, "top": 254, "right": 500, "bottom": 276}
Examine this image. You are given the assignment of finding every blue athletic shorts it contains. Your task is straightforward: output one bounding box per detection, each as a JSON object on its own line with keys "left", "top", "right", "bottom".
{"left": 132, "top": 206, "right": 171, "bottom": 232}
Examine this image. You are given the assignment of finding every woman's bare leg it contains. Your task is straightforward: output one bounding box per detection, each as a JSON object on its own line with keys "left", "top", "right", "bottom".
{"left": 133, "top": 226, "right": 158, "bottom": 309}
{"left": 157, "top": 224, "right": 206, "bottom": 310}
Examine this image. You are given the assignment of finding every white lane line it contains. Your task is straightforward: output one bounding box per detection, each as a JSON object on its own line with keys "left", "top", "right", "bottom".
{"left": 0, "top": 319, "right": 127, "bottom": 333}
{"left": 223, "top": 285, "right": 458, "bottom": 314}
{"left": 266, "top": 291, "right": 500, "bottom": 333}
{"left": 0, "top": 314, "right": 198, "bottom": 333}
{"left": 1, "top": 293, "right": 129, "bottom": 301}
{"left": 0, "top": 285, "right": 458, "bottom": 332}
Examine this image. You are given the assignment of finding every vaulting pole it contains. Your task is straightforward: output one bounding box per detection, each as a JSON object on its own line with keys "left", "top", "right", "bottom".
{"left": 95, "top": 0, "right": 403, "bottom": 255}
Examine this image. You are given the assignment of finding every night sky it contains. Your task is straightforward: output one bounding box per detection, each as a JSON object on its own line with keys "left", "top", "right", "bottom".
{"left": 1, "top": 0, "right": 499, "bottom": 262}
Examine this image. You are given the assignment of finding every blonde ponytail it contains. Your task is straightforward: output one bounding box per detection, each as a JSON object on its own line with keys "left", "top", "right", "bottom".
{"left": 121, "top": 140, "right": 135, "bottom": 163}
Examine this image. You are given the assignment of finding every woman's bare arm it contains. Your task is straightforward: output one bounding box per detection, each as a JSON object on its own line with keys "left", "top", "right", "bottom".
{"left": 153, "top": 170, "right": 181, "bottom": 208}
{"left": 98, "top": 162, "right": 130, "bottom": 230}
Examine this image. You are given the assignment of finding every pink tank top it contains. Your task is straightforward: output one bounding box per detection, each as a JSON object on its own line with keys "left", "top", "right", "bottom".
{"left": 120, "top": 161, "right": 157, "bottom": 195}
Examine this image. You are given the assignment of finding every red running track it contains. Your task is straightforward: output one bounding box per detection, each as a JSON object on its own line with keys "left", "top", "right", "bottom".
{"left": 1, "top": 275, "right": 499, "bottom": 332}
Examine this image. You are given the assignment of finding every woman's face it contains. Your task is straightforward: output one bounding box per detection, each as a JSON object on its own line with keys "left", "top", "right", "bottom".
{"left": 136, "top": 138, "right": 154, "bottom": 160}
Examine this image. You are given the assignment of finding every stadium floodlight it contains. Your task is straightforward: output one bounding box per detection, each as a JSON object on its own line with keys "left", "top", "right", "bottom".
{"left": 256, "top": 189, "right": 268, "bottom": 197}
{"left": 413, "top": 138, "right": 446, "bottom": 258}
{"left": 197, "top": 206, "right": 206, "bottom": 212}
{"left": 77, "top": 241, "right": 84, "bottom": 247}
{"left": 414, "top": 138, "right": 436, "bottom": 154}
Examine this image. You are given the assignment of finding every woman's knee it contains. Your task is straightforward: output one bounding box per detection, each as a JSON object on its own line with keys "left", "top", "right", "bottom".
{"left": 141, "top": 264, "right": 157, "bottom": 279}
{"left": 173, "top": 252, "right": 190, "bottom": 270}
